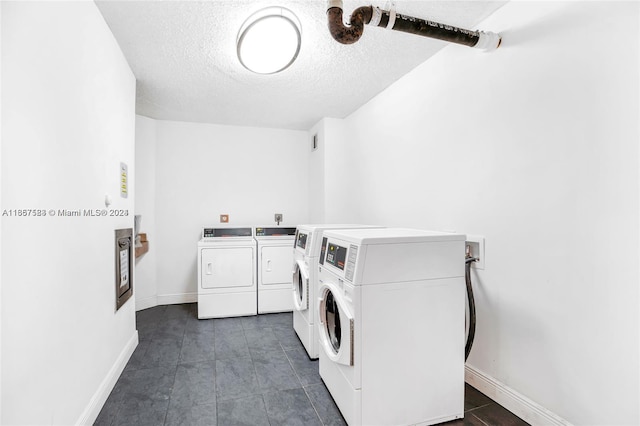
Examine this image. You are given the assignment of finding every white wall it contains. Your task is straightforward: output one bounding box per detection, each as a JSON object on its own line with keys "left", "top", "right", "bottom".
{"left": 149, "top": 120, "right": 308, "bottom": 304}
{"left": 323, "top": 117, "right": 361, "bottom": 224}
{"left": 308, "top": 117, "right": 361, "bottom": 224}
{"left": 308, "top": 120, "right": 326, "bottom": 223}
{"left": 135, "top": 116, "right": 158, "bottom": 310}
{"left": 325, "top": 1, "right": 639, "bottom": 424}
{"left": 0, "top": 2, "right": 3, "bottom": 421}
{"left": 1, "top": 2, "right": 137, "bottom": 425}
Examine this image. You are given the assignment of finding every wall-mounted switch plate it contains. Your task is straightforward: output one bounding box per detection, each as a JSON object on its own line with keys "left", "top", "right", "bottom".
{"left": 220, "top": 214, "right": 229, "bottom": 223}
{"left": 466, "top": 235, "right": 485, "bottom": 270}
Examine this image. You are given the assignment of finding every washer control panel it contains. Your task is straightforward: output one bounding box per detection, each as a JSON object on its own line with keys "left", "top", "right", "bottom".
{"left": 325, "top": 242, "right": 347, "bottom": 270}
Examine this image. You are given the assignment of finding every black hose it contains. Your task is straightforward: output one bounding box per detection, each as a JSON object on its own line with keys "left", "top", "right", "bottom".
{"left": 465, "top": 257, "right": 478, "bottom": 361}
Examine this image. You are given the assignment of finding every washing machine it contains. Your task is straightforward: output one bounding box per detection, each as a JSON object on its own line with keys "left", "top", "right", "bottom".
{"left": 197, "top": 227, "right": 257, "bottom": 319}
{"left": 317, "top": 228, "right": 466, "bottom": 426}
{"left": 255, "top": 226, "right": 297, "bottom": 314}
{"left": 292, "top": 224, "right": 382, "bottom": 359}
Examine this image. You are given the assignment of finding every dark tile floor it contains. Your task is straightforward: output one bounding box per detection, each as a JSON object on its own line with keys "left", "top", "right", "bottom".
{"left": 95, "top": 303, "right": 529, "bottom": 426}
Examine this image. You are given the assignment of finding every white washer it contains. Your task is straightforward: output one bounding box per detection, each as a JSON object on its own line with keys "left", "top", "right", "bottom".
{"left": 292, "top": 224, "right": 381, "bottom": 359}
{"left": 197, "top": 227, "right": 257, "bottom": 319}
{"left": 255, "top": 226, "right": 297, "bottom": 314}
{"left": 317, "top": 228, "right": 466, "bottom": 426}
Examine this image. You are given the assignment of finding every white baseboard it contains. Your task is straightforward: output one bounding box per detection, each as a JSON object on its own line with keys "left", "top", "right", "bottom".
{"left": 77, "top": 331, "right": 139, "bottom": 426}
{"left": 134, "top": 293, "right": 198, "bottom": 311}
{"left": 135, "top": 294, "right": 158, "bottom": 311}
{"left": 465, "top": 365, "right": 572, "bottom": 426}
{"left": 157, "top": 292, "right": 197, "bottom": 306}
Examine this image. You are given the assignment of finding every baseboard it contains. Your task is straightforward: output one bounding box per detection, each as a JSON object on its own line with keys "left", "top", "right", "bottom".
{"left": 76, "top": 331, "right": 139, "bottom": 426}
{"left": 135, "top": 294, "right": 158, "bottom": 311}
{"left": 157, "top": 292, "right": 197, "bottom": 306}
{"left": 465, "top": 365, "right": 572, "bottom": 426}
{"left": 134, "top": 293, "right": 198, "bottom": 311}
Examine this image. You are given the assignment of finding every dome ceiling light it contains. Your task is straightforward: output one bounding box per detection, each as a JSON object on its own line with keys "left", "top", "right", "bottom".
{"left": 237, "top": 7, "right": 302, "bottom": 74}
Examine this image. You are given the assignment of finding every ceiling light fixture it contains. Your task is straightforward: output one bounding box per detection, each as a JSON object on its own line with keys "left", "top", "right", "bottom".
{"left": 237, "top": 7, "right": 301, "bottom": 74}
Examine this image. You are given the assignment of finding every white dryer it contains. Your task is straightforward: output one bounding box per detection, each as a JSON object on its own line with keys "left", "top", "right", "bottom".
{"left": 317, "top": 228, "right": 466, "bottom": 426}
{"left": 292, "top": 224, "right": 381, "bottom": 359}
{"left": 255, "top": 227, "right": 297, "bottom": 314}
{"left": 197, "top": 227, "right": 257, "bottom": 319}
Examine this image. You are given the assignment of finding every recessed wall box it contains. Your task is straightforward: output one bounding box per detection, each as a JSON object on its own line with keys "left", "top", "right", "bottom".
{"left": 465, "top": 235, "right": 485, "bottom": 270}
{"left": 115, "top": 228, "right": 134, "bottom": 310}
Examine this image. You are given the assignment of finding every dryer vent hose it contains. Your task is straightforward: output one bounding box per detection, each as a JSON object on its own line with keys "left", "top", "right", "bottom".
{"left": 465, "top": 256, "right": 478, "bottom": 361}
{"left": 327, "top": 0, "right": 501, "bottom": 51}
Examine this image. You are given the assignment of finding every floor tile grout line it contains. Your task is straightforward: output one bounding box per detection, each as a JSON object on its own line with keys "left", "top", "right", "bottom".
{"left": 301, "top": 381, "right": 328, "bottom": 426}
{"left": 471, "top": 411, "right": 493, "bottom": 426}
{"left": 284, "top": 336, "right": 343, "bottom": 426}
{"left": 282, "top": 341, "right": 306, "bottom": 386}
{"left": 161, "top": 363, "right": 180, "bottom": 426}
{"left": 280, "top": 340, "right": 328, "bottom": 424}
{"left": 248, "top": 325, "right": 268, "bottom": 396}
{"left": 166, "top": 315, "right": 189, "bottom": 426}
{"left": 261, "top": 393, "right": 275, "bottom": 426}
{"left": 465, "top": 402, "right": 495, "bottom": 414}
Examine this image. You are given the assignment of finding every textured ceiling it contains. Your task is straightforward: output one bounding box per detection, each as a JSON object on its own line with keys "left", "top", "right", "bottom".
{"left": 96, "top": 0, "right": 505, "bottom": 130}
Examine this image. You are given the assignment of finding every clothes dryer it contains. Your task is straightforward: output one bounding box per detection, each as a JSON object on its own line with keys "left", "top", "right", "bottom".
{"left": 292, "top": 224, "right": 381, "bottom": 359}
{"left": 197, "top": 227, "right": 257, "bottom": 319}
{"left": 317, "top": 228, "right": 466, "bottom": 426}
{"left": 255, "top": 227, "right": 297, "bottom": 313}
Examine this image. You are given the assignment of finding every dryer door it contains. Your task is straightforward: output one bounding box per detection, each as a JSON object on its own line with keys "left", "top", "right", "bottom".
{"left": 261, "top": 246, "right": 294, "bottom": 285}
{"left": 292, "top": 260, "right": 309, "bottom": 311}
{"left": 201, "top": 247, "right": 254, "bottom": 289}
{"left": 318, "top": 282, "right": 354, "bottom": 366}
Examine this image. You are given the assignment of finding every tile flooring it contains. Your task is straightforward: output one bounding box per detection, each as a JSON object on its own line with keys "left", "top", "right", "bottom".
{"left": 95, "top": 303, "right": 529, "bottom": 426}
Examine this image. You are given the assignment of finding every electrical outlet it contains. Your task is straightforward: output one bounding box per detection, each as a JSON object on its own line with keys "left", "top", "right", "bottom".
{"left": 465, "top": 235, "right": 485, "bottom": 270}
{"left": 274, "top": 213, "right": 283, "bottom": 224}
{"left": 220, "top": 214, "right": 229, "bottom": 223}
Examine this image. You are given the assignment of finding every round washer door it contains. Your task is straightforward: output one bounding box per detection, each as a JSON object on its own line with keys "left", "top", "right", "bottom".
{"left": 318, "top": 282, "right": 354, "bottom": 366}
{"left": 292, "top": 260, "right": 309, "bottom": 311}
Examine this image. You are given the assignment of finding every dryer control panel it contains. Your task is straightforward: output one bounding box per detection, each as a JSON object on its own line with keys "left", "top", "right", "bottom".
{"left": 255, "top": 227, "right": 296, "bottom": 236}
{"left": 203, "top": 227, "right": 253, "bottom": 238}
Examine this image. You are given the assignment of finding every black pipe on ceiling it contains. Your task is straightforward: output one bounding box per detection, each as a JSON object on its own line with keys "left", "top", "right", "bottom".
{"left": 327, "top": 0, "right": 501, "bottom": 51}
